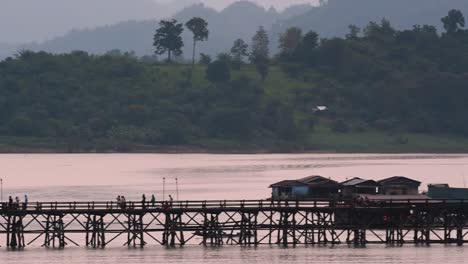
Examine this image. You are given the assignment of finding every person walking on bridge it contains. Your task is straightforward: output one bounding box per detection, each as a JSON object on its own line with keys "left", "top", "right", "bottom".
{"left": 23, "top": 194, "right": 28, "bottom": 210}
{"left": 151, "top": 194, "right": 156, "bottom": 208}
{"left": 121, "top": 196, "right": 126, "bottom": 209}
{"left": 116, "top": 195, "right": 121, "bottom": 209}
{"left": 14, "top": 196, "right": 20, "bottom": 209}
{"left": 168, "top": 194, "right": 174, "bottom": 208}
{"left": 141, "top": 194, "right": 146, "bottom": 209}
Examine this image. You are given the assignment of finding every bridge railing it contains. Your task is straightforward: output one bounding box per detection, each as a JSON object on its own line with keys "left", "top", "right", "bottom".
{"left": 0, "top": 199, "right": 338, "bottom": 211}
{"left": 1, "top": 199, "right": 468, "bottom": 212}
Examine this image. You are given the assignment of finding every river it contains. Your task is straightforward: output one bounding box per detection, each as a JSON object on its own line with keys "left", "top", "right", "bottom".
{"left": 1, "top": 153, "right": 468, "bottom": 263}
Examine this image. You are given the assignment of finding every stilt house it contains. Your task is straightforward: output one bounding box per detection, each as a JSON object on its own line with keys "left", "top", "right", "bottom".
{"left": 270, "top": 175, "right": 342, "bottom": 199}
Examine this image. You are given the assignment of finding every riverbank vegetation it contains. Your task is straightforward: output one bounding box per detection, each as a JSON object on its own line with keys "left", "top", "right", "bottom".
{"left": 1, "top": 10, "right": 468, "bottom": 153}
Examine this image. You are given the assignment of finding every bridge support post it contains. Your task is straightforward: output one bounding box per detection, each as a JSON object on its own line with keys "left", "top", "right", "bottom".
{"left": 85, "top": 214, "right": 106, "bottom": 248}
{"left": 456, "top": 211, "right": 465, "bottom": 246}
{"left": 44, "top": 214, "right": 65, "bottom": 248}
{"left": 278, "top": 211, "right": 290, "bottom": 246}
{"left": 239, "top": 212, "right": 258, "bottom": 245}
{"left": 162, "top": 213, "right": 185, "bottom": 246}
{"left": 386, "top": 228, "right": 403, "bottom": 245}
{"left": 126, "top": 214, "right": 145, "bottom": 247}
{"left": 6, "top": 215, "right": 25, "bottom": 249}
{"left": 201, "top": 213, "right": 222, "bottom": 246}
{"left": 346, "top": 229, "right": 366, "bottom": 246}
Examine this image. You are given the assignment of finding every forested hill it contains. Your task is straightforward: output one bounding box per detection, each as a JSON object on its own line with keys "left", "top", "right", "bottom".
{"left": 1, "top": 10, "right": 468, "bottom": 153}
{"left": 274, "top": 0, "right": 468, "bottom": 38}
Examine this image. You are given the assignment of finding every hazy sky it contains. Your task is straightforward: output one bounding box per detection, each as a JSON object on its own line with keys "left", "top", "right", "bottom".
{"left": 0, "top": 0, "right": 318, "bottom": 44}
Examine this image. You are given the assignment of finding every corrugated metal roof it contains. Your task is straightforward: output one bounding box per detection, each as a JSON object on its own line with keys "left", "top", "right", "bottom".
{"left": 270, "top": 175, "right": 340, "bottom": 188}
{"left": 342, "top": 177, "right": 366, "bottom": 186}
{"left": 298, "top": 175, "right": 339, "bottom": 185}
{"left": 341, "top": 177, "right": 381, "bottom": 186}
{"left": 269, "top": 180, "right": 308, "bottom": 188}
{"left": 378, "top": 176, "right": 421, "bottom": 185}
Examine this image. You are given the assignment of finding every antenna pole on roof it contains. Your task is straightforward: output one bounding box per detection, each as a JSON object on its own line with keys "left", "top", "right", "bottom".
{"left": 175, "top": 177, "right": 179, "bottom": 201}
{"left": 163, "top": 177, "right": 166, "bottom": 200}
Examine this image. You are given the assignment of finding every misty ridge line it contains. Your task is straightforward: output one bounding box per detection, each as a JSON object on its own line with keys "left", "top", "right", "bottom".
{"left": 1, "top": 0, "right": 468, "bottom": 60}
{"left": 0, "top": 0, "right": 318, "bottom": 44}
{"left": 0, "top": 0, "right": 317, "bottom": 59}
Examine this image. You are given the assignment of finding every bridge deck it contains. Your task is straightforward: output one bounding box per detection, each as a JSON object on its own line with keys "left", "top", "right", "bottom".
{"left": 1, "top": 199, "right": 468, "bottom": 249}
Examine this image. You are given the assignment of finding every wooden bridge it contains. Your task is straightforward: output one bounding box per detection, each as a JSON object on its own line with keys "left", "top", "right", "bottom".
{"left": 1, "top": 199, "right": 468, "bottom": 249}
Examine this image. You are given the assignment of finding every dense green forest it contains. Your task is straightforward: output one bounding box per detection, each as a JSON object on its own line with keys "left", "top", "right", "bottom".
{"left": 1, "top": 10, "right": 468, "bottom": 153}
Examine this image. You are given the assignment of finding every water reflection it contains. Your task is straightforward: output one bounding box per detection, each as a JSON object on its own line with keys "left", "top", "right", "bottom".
{"left": 2, "top": 245, "right": 467, "bottom": 264}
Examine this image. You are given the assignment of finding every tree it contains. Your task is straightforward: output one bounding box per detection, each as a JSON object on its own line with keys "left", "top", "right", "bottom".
{"left": 250, "top": 26, "right": 270, "bottom": 81}
{"left": 346, "top": 25, "right": 361, "bottom": 40}
{"left": 199, "top": 53, "right": 212, "bottom": 65}
{"left": 303, "top": 31, "right": 319, "bottom": 48}
{"left": 185, "top": 17, "right": 209, "bottom": 67}
{"left": 216, "top": 53, "right": 233, "bottom": 66}
{"left": 206, "top": 60, "right": 231, "bottom": 84}
{"left": 442, "top": 9, "right": 465, "bottom": 34}
{"left": 292, "top": 30, "right": 320, "bottom": 66}
{"left": 255, "top": 57, "right": 269, "bottom": 82}
{"left": 250, "top": 27, "right": 270, "bottom": 62}
{"left": 153, "top": 19, "right": 184, "bottom": 62}
{"left": 364, "top": 19, "right": 396, "bottom": 43}
{"left": 278, "top": 27, "right": 303, "bottom": 58}
{"left": 230, "top": 39, "right": 249, "bottom": 69}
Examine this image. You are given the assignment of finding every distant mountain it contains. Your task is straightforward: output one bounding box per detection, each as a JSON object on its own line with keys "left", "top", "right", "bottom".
{"left": 273, "top": 0, "right": 468, "bottom": 38}
{"left": 0, "top": 0, "right": 180, "bottom": 44}
{"left": 20, "top": 20, "right": 157, "bottom": 57}
{"left": 174, "top": 1, "right": 282, "bottom": 56}
{"left": 12, "top": 1, "right": 313, "bottom": 59}
{"left": 5, "top": 0, "right": 468, "bottom": 61}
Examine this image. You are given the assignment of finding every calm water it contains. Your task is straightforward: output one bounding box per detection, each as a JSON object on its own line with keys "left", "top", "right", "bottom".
{"left": 1, "top": 153, "right": 468, "bottom": 263}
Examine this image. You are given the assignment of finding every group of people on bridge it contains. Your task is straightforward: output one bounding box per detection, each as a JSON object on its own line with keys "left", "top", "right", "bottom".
{"left": 2, "top": 195, "right": 28, "bottom": 210}
{"left": 116, "top": 194, "right": 174, "bottom": 209}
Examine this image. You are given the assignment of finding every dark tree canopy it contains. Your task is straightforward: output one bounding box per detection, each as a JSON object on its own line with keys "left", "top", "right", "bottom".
{"left": 153, "top": 19, "right": 184, "bottom": 62}
{"left": 442, "top": 9, "right": 466, "bottom": 34}
{"left": 185, "top": 17, "right": 209, "bottom": 66}
{"left": 199, "top": 53, "right": 212, "bottom": 65}
{"left": 230, "top": 38, "right": 249, "bottom": 69}
{"left": 250, "top": 26, "right": 270, "bottom": 63}
{"left": 278, "top": 27, "right": 303, "bottom": 58}
{"left": 206, "top": 60, "right": 231, "bottom": 84}
{"left": 250, "top": 26, "right": 270, "bottom": 81}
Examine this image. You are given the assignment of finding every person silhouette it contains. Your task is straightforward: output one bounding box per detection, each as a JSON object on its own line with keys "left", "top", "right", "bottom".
{"left": 141, "top": 194, "right": 146, "bottom": 209}
{"left": 168, "top": 194, "right": 174, "bottom": 208}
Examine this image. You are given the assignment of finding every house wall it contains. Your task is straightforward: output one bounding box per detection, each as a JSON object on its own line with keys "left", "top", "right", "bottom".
{"left": 382, "top": 186, "right": 418, "bottom": 195}
{"left": 272, "top": 187, "right": 302, "bottom": 199}
{"left": 272, "top": 187, "right": 280, "bottom": 198}
{"left": 342, "top": 187, "right": 355, "bottom": 197}
{"left": 343, "top": 186, "right": 378, "bottom": 198}
{"left": 292, "top": 186, "right": 309, "bottom": 197}
{"left": 309, "top": 187, "right": 341, "bottom": 198}
{"left": 427, "top": 186, "right": 468, "bottom": 199}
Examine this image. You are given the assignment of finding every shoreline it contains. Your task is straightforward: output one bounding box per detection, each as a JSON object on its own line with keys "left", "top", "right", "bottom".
{"left": 1, "top": 145, "right": 468, "bottom": 155}
{"left": 2, "top": 131, "right": 468, "bottom": 154}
